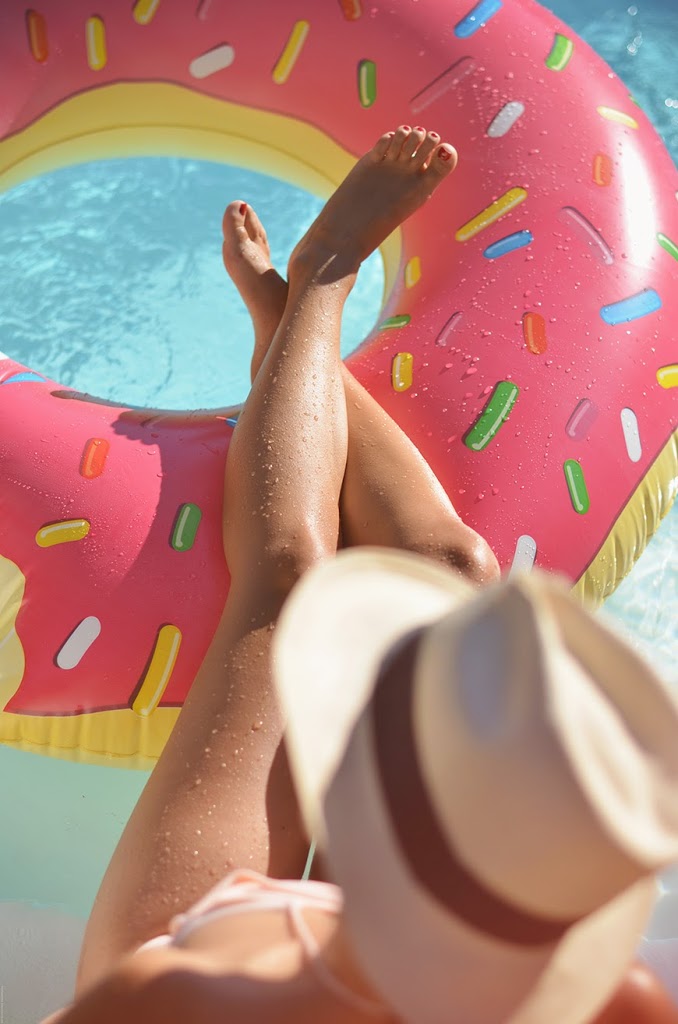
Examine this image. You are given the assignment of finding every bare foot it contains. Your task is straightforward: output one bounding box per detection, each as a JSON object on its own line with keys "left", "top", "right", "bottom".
{"left": 222, "top": 201, "right": 288, "bottom": 379}
{"left": 288, "top": 126, "right": 457, "bottom": 288}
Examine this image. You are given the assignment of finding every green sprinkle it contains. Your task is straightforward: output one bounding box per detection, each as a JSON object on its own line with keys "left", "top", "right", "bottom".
{"left": 464, "top": 381, "right": 519, "bottom": 452}
{"left": 379, "top": 314, "right": 411, "bottom": 330}
{"left": 658, "top": 233, "right": 678, "bottom": 262}
{"left": 545, "top": 33, "right": 574, "bottom": 71}
{"left": 171, "top": 502, "right": 202, "bottom": 552}
{"left": 358, "top": 59, "right": 377, "bottom": 108}
{"left": 563, "top": 460, "right": 590, "bottom": 514}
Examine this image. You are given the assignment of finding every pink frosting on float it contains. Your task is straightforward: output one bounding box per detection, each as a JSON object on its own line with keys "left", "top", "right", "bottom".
{"left": 0, "top": 0, "right": 676, "bottom": 731}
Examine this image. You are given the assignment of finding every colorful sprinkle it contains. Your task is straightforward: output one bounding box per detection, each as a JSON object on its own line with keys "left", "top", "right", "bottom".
{"left": 171, "top": 503, "right": 202, "bottom": 552}
{"left": 486, "top": 101, "right": 525, "bottom": 138}
{"left": 483, "top": 230, "right": 533, "bottom": 259}
{"left": 592, "top": 153, "right": 613, "bottom": 186}
{"left": 404, "top": 257, "right": 422, "bottom": 288}
{"left": 545, "top": 33, "right": 574, "bottom": 71}
{"left": 196, "top": 0, "right": 215, "bottom": 19}
{"left": 597, "top": 106, "right": 638, "bottom": 130}
{"left": 435, "top": 311, "right": 464, "bottom": 346}
{"left": 132, "top": 625, "right": 182, "bottom": 717}
{"left": 600, "top": 289, "right": 662, "bottom": 325}
{"left": 358, "top": 59, "right": 377, "bottom": 108}
{"left": 657, "top": 233, "right": 678, "bottom": 261}
{"left": 560, "top": 207, "right": 613, "bottom": 265}
{"left": 0, "top": 371, "right": 46, "bottom": 385}
{"left": 620, "top": 408, "right": 642, "bottom": 463}
{"left": 26, "top": 9, "right": 48, "bottom": 63}
{"left": 563, "top": 459, "right": 590, "bottom": 514}
{"left": 455, "top": 0, "right": 503, "bottom": 39}
{"left": 56, "top": 617, "right": 102, "bottom": 670}
{"left": 391, "top": 353, "right": 414, "bottom": 392}
{"left": 133, "top": 0, "right": 161, "bottom": 25}
{"left": 464, "top": 381, "right": 519, "bottom": 452}
{"left": 80, "top": 438, "right": 110, "bottom": 479}
{"left": 190, "top": 44, "right": 235, "bottom": 78}
{"left": 36, "top": 519, "right": 91, "bottom": 548}
{"left": 338, "top": 0, "right": 362, "bottom": 19}
{"left": 225, "top": 415, "right": 239, "bottom": 427}
{"left": 455, "top": 188, "right": 527, "bottom": 242}
{"left": 522, "top": 312, "right": 547, "bottom": 354}
{"left": 656, "top": 365, "right": 678, "bottom": 389}
{"left": 379, "top": 314, "right": 411, "bottom": 330}
{"left": 509, "top": 534, "right": 537, "bottom": 576}
{"left": 85, "top": 16, "right": 107, "bottom": 71}
{"left": 410, "top": 57, "right": 476, "bottom": 115}
{"left": 272, "top": 21, "right": 310, "bottom": 85}
{"left": 566, "top": 398, "right": 598, "bottom": 440}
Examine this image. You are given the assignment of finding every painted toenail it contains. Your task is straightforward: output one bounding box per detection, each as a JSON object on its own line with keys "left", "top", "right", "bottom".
{"left": 401, "top": 125, "right": 411, "bottom": 131}
{"left": 438, "top": 147, "right": 453, "bottom": 161}
{"left": 414, "top": 126, "right": 425, "bottom": 131}
{"left": 239, "top": 202, "right": 247, "bottom": 215}
{"left": 429, "top": 132, "right": 440, "bottom": 139}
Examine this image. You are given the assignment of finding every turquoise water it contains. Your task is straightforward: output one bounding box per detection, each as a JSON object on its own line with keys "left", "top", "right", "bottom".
{"left": 0, "top": 1, "right": 676, "bottom": 1018}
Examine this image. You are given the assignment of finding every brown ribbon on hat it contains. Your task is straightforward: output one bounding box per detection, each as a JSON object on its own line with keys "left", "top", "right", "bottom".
{"left": 371, "top": 630, "right": 580, "bottom": 947}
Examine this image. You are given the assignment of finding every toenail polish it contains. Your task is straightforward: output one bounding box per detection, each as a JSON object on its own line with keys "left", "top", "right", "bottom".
{"left": 438, "top": 147, "right": 453, "bottom": 161}
{"left": 239, "top": 202, "right": 247, "bottom": 215}
{"left": 414, "top": 126, "right": 424, "bottom": 131}
{"left": 401, "top": 125, "right": 411, "bottom": 131}
{"left": 429, "top": 132, "right": 440, "bottom": 139}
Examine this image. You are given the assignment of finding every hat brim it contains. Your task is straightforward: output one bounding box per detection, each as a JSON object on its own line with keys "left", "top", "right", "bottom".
{"left": 274, "top": 547, "right": 473, "bottom": 846}
{"left": 273, "top": 549, "right": 656, "bottom": 1024}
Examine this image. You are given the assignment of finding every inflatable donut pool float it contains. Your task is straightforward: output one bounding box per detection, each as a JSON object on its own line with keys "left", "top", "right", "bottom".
{"left": 0, "top": 0, "right": 676, "bottom": 766}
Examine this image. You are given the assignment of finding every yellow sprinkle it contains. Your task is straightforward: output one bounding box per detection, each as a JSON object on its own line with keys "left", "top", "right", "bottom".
{"left": 133, "top": 0, "right": 162, "bottom": 25}
{"left": 132, "top": 625, "right": 182, "bottom": 717}
{"left": 36, "top": 520, "right": 91, "bottom": 548}
{"left": 656, "top": 364, "right": 678, "bottom": 389}
{"left": 404, "top": 256, "right": 422, "bottom": 289}
{"left": 85, "top": 16, "right": 107, "bottom": 71}
{"left": 455, "top": 188, "right": 527, "bottom": 242}
{"left": 597, "top": 106, "right": 639, "bottom": 130}
{"left": 272, "top": 20, "right": 310, "bottom": 85}
{"left": 392, "top": 352, "right": 413, "bottom": 392}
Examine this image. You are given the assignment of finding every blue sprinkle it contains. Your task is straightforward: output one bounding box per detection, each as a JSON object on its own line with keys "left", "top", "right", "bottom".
{"left": 0, "top": 371, "right": 47, "bottom": 385}
{"left": 225, "top": 416, "right": 239, "bottom": 427}
{"left": 483, "top": 230, "right": 533, "bottom": 259}
{"left": 455, "top": 0, "right": 503, "bottom": 38}
{"left": 600, "top": 289, "right": 662, "bottom": 325}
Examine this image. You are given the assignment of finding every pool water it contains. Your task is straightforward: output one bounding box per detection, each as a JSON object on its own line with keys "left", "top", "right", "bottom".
{"left": 0, "top": 0, "right": 676, "bottom": 1019}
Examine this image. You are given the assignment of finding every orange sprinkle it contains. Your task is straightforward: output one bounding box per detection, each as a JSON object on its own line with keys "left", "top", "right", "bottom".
{"left": 522, "top": 312, "right": 548, "bottom": 354}
{"left": 26, "top": 10, "right": 48, "bottom": 63}
{"left": 338, "top": 0, "right": 363, "bottom": 19}
{"left": 593, "top": 153, "right": 613, "bottom": 187}
{"left": 80, "top": 438, "right": 110, "bottom": 479}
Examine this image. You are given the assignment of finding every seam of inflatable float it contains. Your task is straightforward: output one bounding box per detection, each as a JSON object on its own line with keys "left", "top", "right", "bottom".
{"left": 573, "top": 430, "right": 678, "bottom": 608}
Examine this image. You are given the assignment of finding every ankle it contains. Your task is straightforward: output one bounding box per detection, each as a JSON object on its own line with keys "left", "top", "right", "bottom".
{"left": 287, "top": 240, "right": 358, "bottom": 295}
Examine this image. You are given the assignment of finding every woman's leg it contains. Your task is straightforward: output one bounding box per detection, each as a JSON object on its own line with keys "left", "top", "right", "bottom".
{"left": 78, "top": 126, "right": 457, "bottom": 990}
{"left": 222, "top": 137, "right": 498, "bottom": 587}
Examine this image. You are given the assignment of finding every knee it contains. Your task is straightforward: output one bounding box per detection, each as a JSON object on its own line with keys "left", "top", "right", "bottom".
{"left": 410, "top": 528, "right": 501, "bottom": 588}
{"left": 261, "top": 528, "right": 335, "bottom": 594}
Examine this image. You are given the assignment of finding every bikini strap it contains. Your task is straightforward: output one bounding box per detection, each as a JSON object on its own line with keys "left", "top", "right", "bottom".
{"left": 287, "top": 901, "right": 386, "bottom": 1018}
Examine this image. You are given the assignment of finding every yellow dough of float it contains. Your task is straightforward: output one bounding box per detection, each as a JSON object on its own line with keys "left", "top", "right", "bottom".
{"left": 0, "top": 556, "right": 26, "bottom": 711}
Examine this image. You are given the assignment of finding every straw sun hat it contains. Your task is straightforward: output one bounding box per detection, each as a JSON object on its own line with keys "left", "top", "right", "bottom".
{"left": 273, "top": 548, "right": 678, "bottom": 1024}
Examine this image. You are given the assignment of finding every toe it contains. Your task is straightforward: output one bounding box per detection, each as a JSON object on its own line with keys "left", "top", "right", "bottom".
{"left": 384, "top": 125, "right": 412, "bottom": 160}
{"left": 428, "top": 143, "right": 458, "bottom": 178}
{"left": 222, "top": 199, "right": 247, "bottom": 238}
{"left": 400, "top": 126, "right": 427, "bottom": 160}
{"left": 412, "top": 130, "right": 441, "bottom": 168}
{"left": 373, "top": 132, "right": 395, "bottom": 160}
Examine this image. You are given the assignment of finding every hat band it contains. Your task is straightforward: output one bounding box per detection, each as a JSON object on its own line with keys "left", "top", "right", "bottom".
{"left": 371, "top": 631, "right": 579, "bottom": 947}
